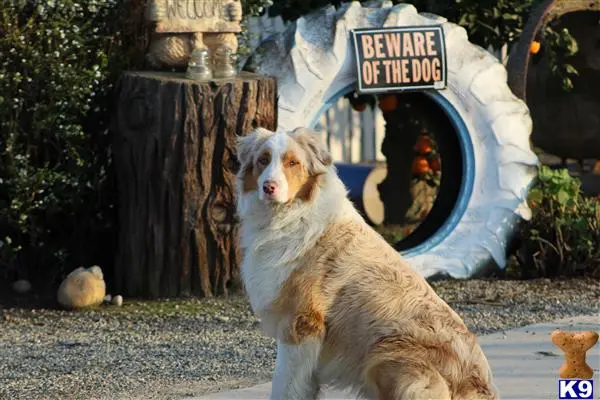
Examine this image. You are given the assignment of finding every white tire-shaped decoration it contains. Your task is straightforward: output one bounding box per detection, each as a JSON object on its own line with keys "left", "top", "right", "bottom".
{"left": 249, "top": 1, "right": 539, "bottom": 278}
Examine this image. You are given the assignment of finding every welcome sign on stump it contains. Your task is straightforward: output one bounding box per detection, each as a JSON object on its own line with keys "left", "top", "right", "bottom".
{"left": 147, "top": 0, "right": 242, "bottom": 32}
{"left": 113, "top": 71, "right": 277, "bottom": 298}
{"left": 145, "top": 0, "right": 242, "bottom": 67}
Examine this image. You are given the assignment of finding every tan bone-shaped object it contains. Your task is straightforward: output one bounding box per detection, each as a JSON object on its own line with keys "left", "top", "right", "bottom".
{"left": 551, "top": 329, "right": 599, "bottom": 379}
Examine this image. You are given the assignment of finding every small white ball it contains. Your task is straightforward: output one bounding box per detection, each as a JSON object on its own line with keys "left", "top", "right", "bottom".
{"left": 111, "top": 295, "right": 123, "bottom": 307}
{"left": 12, "top": 279, "right": 32, "bottom": 294}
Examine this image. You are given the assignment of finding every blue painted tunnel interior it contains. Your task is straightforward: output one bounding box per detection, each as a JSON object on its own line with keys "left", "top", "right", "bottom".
{"left": 310, "top": 86, "right": 475, "bottom": 257}
{"left": 334, "top": 163, "right": 378, "bottom": 202}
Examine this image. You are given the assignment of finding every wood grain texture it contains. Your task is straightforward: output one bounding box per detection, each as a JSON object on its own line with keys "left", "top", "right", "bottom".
{"left": 113, "top": 71, "right": 277, "bottom": 298}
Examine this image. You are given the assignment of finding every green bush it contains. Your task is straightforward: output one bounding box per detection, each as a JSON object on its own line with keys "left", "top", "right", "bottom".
{"left": 0, "top": 0, "right": 273, "bottom": 288}
{"left": 513, "top": 166, "right": 600, "bottom": 278}
{"left": 0, "top": 0, "right": 128, "bottom": 285}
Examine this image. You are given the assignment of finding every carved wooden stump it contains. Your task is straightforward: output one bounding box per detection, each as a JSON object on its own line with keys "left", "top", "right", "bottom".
{"left": 506, "top": 0, "right": 600, "bottom": 159}
{"left": 113, "top": 71, "right": 277, "bottom": 298}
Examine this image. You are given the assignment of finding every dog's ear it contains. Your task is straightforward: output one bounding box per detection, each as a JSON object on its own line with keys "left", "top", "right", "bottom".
{"left": 236, "top": 135, "right": 255, "bottom": 169}
{"left": 290, "top": 127, "right": 332, "bottom": 174}
{"left": 236, "top": 127, "right": 273, "bottom": 170}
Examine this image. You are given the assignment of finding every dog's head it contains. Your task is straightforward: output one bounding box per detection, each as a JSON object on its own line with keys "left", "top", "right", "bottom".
{"left": 236, "top": 127, "right": 332, "bottom": 205}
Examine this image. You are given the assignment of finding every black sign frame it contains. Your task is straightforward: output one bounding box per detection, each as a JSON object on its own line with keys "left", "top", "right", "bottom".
{"left": 351, "top": 25, "right": 448, "bottom": 94}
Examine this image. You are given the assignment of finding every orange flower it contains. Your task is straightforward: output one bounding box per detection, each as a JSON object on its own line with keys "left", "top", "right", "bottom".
{"left": 530, "top": 41, "right": 541, "bottom": 55}
{"left": 430, "top": 156, "right": 441, "bottom": 172}
{"left": 378, "top": 94, "right": 398, "bottom": 113}
{"left": 351, "top": 102, "right": 367, "bottom": 112}
{"left": 414, "top": 136, "right": 434, "bottom": 154}
{"left": 412, "top": 156, "right": 431, "bottom": 176}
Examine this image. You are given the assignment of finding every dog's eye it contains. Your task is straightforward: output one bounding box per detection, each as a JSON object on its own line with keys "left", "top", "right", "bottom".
{"left": 258, "top": 156, "right": 269, "bottom": 166}
{"left": 288, "top": 160, "right": 298, "bottom": 167}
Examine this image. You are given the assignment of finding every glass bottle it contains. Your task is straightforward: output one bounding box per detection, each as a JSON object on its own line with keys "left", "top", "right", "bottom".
{"left": 186, "top": 48, "right": 212, "bottom": 81}
{"left": 212, "top": 45, "right": 237, "bottom": 79}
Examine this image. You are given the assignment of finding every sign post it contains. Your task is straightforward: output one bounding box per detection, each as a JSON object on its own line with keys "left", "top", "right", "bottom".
{"left": 352, "top": 26, "right": 447, "bottom": 94}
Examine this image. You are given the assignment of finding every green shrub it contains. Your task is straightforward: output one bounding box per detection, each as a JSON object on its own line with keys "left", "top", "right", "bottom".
{"left": 0, "top": 0, "right": 275, "bottom": 288}
{"left": 513, "top": 166, "right": 600, "bottom": 278}
{"left": 0, "top": 0, "right": 128, "bottom": 285}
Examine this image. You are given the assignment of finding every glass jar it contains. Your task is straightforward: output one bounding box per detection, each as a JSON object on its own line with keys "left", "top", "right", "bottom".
{"left": 186, "top": 48, "right": 212, "bottom": 81}
{"left": 212, "top": 45, "right": 237, "bottom": 79}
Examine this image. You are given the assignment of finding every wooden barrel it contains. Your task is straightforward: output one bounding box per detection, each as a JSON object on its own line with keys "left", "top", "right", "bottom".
{"left": 335, "top": 162, "right": 387, "bottom": 225}
{"left": 527, "top": 11, "right": 600, "bottom": 158}
{"left": 506, "top": 0, "right": 600, "bottom": 159}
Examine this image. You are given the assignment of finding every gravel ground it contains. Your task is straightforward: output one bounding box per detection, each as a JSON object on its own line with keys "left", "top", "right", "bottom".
{"left": 1, "top": 278, "right": 598, "bottom": 400}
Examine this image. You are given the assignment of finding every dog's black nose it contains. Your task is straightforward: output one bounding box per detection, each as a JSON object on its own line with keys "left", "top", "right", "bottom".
{"left": 263, "top": 181, "right": 277, "bottom": 195}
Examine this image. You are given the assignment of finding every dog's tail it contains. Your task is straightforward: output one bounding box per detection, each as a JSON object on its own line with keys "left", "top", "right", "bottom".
{"left": 457, "top": 374, "right": 499, "bottom": 400}
{"left": 455, "top": 350, "right": 499, "bottom": 400}
{"left": 364, "top": 357, "right": 452, "bottom": 400}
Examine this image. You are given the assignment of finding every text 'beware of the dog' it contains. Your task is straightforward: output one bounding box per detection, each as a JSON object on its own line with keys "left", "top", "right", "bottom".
{"left": 352, "top": 26, "right": 447, "bottom": 93}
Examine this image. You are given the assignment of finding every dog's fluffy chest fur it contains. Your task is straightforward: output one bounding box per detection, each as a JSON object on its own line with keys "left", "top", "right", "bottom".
{"left": 240, "top": 248, "right": 298, "bottom": 325}
{"left": 238, "top": 171, "right": 358, "bottom": 330}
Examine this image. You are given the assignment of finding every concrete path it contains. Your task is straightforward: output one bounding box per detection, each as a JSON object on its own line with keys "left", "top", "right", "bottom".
{"left": 193, "top": 315, "right": 599, "bottom": 400}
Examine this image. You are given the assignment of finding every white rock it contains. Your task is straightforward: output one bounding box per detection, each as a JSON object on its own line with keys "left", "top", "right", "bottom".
{"left": 104, "top": 294, "right": 112, "bottom": 303}
{"left": 111, "top": 295, "right": 123, "bottom": 307}
{"left": 12, "top": 279, "right": 32, "bottom": 294}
